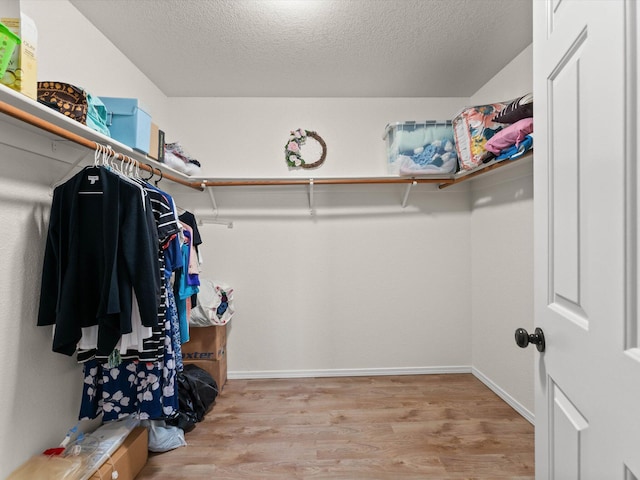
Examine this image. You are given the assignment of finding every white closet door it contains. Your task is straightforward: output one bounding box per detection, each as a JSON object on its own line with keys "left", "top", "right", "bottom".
{"left": 533, "top": 0, "right": 640, "bottom": 478}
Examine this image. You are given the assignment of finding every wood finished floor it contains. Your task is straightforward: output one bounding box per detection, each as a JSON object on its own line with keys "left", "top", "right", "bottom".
{"left": 137, "top": 374, "right": 534, "bottom": 480}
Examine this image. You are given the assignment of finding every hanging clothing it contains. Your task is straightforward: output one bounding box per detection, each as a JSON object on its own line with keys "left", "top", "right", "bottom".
{"left": 178, "top": 210, "right": 202, "bottom": 255}
{"left": 178, "top": 209, "right": 203, "bottom": 307}
{"left": 38, "top": 166, "right": 161, "bottom": 357}
{"left": 181, "top": 224, "right": 201, "bottom": 285}
{"left": 75, "top": 184, "right": 181, "bottom": 364}
{"left": 174, "top": 228, "right": 200, "bottom": 344}
{"left": 79, "top": 358, "right": 164, "bottom": 421}
{"left": 78, "top": 293, "right": 180, "bottom": 422}
{"left": 38, "top": 165, "right": 191, "bottom": 422}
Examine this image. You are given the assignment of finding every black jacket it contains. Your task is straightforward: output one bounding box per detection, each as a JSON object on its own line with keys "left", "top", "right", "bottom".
{"left": 38, "top": 166, "right": 161, "bottom": 356}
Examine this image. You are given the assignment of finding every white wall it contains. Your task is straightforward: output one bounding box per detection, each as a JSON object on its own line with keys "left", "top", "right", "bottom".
{"left": 21, "top": 0, "right": 171, "bottom": 126}
{"left": 166, "top": 97, "right": 467, "bottom": 178}
{"left": 165, "top": 96, "right": 475, "bottom": 377}
{"left": 182, "top": 187, "right": 473, "bottom": 376}
{"left": 468, "top": 44, "right": 535, "bottom": 417}
{"left": 164, "top": 96, "right": 473, "bottom": 377}
{"left": 0, "top": 170, "right": 82, "bottom": 477}
{"left": 164, "top": 47, "right": 535, "bottom": 406}
{"left": 0, "top": 1, "right": 170, "bottom": 477}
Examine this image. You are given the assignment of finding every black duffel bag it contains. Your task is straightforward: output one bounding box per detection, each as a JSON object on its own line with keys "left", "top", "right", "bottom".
{"left": 167, "top": 363, "right": 218, "bottom": 432}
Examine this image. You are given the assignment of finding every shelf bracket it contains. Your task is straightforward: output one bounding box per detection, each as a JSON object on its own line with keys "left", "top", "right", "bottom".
{"left": 198, "top": 181, "right": 234, "bottom": 228}
{"left": 308, "top": 178, "right": 315, "bottom": 215}
{"left": 204, "top": 181, "right": 219, "bottom": 215}
{"left": 401, "top": 181, "right": 417, "bottom": 208}
{"left": 51, "top": 149, "right": 90, "bottom": 189}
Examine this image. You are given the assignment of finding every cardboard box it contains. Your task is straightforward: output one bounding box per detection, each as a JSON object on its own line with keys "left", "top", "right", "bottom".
{"left": 0, "top": 10, "right": 37, "bottom": 100}
{"left": 89, "top": 426, "right": 148, "bottom": 480}
{"left": 185, "top": 350, "right": 227, "bottom": 393}
{"left": 182, "top": 325, "right": 226, "bottom": 361}
{"left": 99, "top": 96, "right": 152, "bottom": 154}
{"left": 148, "top": 122, "right": 165, "bottom": 161}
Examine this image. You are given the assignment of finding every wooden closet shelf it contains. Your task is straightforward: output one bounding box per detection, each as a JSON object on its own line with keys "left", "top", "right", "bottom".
{"left": 438, "top": 153, "right": 533, "bottom": 189}
{"left": 0, "top": 98, "right": 203, "bottom": 190}
{"left": 0, "top": 86, "right": 531, "bottom": 193}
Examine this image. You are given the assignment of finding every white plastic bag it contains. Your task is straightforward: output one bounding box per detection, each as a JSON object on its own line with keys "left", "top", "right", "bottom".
{"left": 142, "top": 420, "right": 187, "bottom": 453}
{"left": 190, "top": 279, "right": 234, "bottom": 326}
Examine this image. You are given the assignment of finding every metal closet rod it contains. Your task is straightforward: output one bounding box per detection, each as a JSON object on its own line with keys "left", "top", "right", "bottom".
{"left": 0, "top": 99, "right": 203, "bottom": 191}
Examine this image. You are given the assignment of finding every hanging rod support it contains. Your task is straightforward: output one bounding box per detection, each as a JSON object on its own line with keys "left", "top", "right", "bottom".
{"left": 51, "top": 150, "right": 90, "bottom": 190}
{"left": 308, "top": 178, "right": 315, "bottom": 215}
{"left": 401, "top": 181, "right": 417, "bottom": 208}
{"left": 206, "top": 183, "right": 219, "bottom": 215}
{"left": 198, "top": 216, "right": 234, "bottom": 228}
{"left": 199, "top": 181, "right": 234, "bottom": 228}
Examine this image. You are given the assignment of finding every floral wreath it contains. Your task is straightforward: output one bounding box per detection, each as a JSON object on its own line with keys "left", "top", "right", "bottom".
{"left": 285, "top": 128, "right": 327, "bottom": 169}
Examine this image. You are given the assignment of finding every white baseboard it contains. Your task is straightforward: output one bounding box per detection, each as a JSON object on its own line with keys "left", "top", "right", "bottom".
{"left": 471, "top": 367, "right": 535, "bottom": 425}
{"left": 229, "top": 365, "right": 472, "bottom": 380}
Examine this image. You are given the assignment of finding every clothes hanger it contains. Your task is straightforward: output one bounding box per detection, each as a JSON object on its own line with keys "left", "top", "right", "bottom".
{"left": 100, "top": 144, "right": 112, "bottom": 169}
{"left": 154, "top": 169, "right": 163, "bottom": 187}
{"left": 141, "top": 163, "right": 156, "bottom": 181}
{"left": 92, "top": 143, "right": 102, "bottom": 168}
{"left": 105, "top": 147, "right": 132, "bottom": 182}
{"left": 124, "top": 155, "right": 137, "bottom": 180}
{"left": 116, "top": 153, "right": 149, "bottom": 207}
{"left": 127, "top": 157, "right": 149, "bottom": 188}
{"left": 78, "top": 144, "right": 107, "bottom": 195}
{"left": 133, "top": 158, "right": 142, "bottom": 180}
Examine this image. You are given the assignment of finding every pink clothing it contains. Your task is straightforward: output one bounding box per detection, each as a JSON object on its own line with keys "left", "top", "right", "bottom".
{"left": 484, "top": 117, "right": 534, "bottom": 155}
{"left": 180, "top": 222, "right": 200, "bottom": 275}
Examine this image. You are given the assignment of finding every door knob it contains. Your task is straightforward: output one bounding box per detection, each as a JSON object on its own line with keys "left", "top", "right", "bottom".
{"left": 515, "top": 327, "right": 545, "bottom": 352}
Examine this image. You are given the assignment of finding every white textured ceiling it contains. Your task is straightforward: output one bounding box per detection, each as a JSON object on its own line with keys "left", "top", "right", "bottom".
{"left": 69, "top": 0, "right": 532, "bottom": 98}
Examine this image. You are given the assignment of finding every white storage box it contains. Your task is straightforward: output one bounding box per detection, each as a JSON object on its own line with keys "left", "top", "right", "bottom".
{"left": 383, "top": 121, "right": 457, "bottom": 175}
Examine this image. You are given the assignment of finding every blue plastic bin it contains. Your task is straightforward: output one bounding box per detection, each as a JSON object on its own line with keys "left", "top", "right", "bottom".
{"left": 99, "top": 97, "right": 151, "bottom": 154}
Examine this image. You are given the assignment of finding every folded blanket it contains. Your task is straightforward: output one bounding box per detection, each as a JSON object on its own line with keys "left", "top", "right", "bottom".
{"left": 496, "top": 134, "right": 533, "bottom": 161}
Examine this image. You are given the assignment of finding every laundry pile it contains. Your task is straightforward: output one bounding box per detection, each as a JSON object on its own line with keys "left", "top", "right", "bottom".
{"left": 452, "top": 92, "right": 534, "bottom": 170}
{"left": 163, "top": 141, "right": 202, "bottom": 175}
